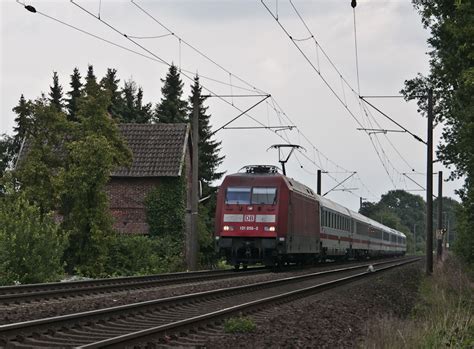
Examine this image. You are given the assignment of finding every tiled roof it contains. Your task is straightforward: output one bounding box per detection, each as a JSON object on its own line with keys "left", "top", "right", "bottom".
{"left": 16, "top": 123, "right": 190, "bottom": 178}
{"left": 113, "top": 123, "right": 189, "bottom": 177}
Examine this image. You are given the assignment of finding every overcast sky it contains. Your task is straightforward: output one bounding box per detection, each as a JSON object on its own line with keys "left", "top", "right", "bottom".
{"left": 0, "top": 0, "right": 463, "bottom": 212}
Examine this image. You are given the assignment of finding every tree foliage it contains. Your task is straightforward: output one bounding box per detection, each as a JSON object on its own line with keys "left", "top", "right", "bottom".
{"left": 402, "top": 1, "right": 474, "bottom": 265}
{"left": 49, "top": 72, "right": 63, "bottom": 112}
{"left": 13, "top": 76, "right": 131, "bottom": 277}
{"left": 15, "top": 98, "right": 70, "bottom": 215}
{"left": 2, "top": 64, "right": 227, "bottom": 278}
{"left": 66, "top": 68, "right": 83, "bottom": 121}
{"left": 0, "top": 193, "right": 67, "bottom": 285}
{"left": 154, "top": 64, "right": 188, "bottom": 123}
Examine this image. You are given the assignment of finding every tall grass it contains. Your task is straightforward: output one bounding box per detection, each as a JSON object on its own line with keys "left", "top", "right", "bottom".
{"left": 363, "top": 257, "right": 473, "bottom": 348}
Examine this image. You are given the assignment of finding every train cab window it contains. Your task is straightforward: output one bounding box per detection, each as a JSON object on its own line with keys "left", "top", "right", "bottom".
{"left": 225, "top": 187, "right": 251, "bottom": 204}
{"left": 251, "top": 187, "right": 277, "bottom": 205}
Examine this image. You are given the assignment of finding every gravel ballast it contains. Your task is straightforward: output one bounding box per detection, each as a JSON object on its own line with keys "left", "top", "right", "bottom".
{"left": 201, "top": 261, "right": 422, "bottom": 348}
{"left": 0, "top": 260, "right": 398, "bottom": 325}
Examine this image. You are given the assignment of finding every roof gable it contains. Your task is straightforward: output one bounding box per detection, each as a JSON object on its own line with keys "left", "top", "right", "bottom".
{"left": 113, "top": 123, "right": 190, "bottom": 177}
{"left": 16, "top": 123, "right": 190, "bottom": 178}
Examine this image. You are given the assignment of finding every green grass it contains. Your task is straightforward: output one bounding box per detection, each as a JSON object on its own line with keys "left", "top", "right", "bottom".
{"left": 224, "top": 316, "right": 257, "bottom": 334}
{"left": 362, "top": 257, "right": 474, "bottom": 348}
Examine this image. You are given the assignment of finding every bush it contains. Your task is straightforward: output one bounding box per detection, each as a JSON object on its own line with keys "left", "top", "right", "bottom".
{"left": 224, "top": 316, "right": 257, "bottom": 334}
{"left": 0, "top": 194, "right": 68, "bottom": 285}
{"left": 104, "top": 234, "right": 185, "bottom": 277}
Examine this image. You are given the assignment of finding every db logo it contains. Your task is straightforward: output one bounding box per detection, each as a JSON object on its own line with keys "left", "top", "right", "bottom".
{"left": 244, "top": 215, "right": 255, "bottom": 222}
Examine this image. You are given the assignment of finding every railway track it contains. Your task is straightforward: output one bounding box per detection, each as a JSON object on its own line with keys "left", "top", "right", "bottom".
{"left": 0, "top": 267, "right": 267, "bottom": 305}
{"left": 0, "top": 257, "right": 420, "bottom": 348}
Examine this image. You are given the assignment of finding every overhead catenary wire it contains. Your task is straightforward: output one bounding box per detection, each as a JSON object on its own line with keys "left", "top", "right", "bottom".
{"left": 261, "top": 0, "right": 366, "bottom": 129}
{"left": 129, "top": 0, "right": 374, "bottom": 190}
{"left": 131, "top": 0, "right": 375, "bottom": 192}
{"left": 261, "top": 0, "right": 416, "bottom": 191}
{"left": 17, "top": 0, "right": 378, "bottom": 200}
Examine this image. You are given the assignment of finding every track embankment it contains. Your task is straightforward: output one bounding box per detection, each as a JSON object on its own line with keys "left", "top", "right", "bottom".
{"left": 203, "top": 259, "right": 423, "bottom": 348}
{"left": 0, "top": 258, "right": 419, "bottom": 348}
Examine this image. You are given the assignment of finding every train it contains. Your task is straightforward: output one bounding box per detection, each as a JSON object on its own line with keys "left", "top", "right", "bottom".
{"left": 215, "top": 165, "right": 406, "bottom": 268}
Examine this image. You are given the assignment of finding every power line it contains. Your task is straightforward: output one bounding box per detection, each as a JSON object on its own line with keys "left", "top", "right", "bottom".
{"left": 129, "top": 0, "right": 372, "bottom": 192}
{"left": 17, "top": 0, "right": 377, "bottom": 199}
{"left": 262, "top": 0, "right": 414, "bottom": 192}
{"left": 131, "top": 0, "right": 268, "bottom": 96}
{"left": 16, "top": 0, "right": 164, "bottom": 65}
{"left": 261, "top": 0, "right": 366, "bottom": 129}
{"left": 361, "top": 97, "right": 426, "bottom": 144}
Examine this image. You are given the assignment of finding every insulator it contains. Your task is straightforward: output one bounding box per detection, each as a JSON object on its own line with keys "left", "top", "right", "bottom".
{"left": 351, "top": 0, "right": 357, "bottom": 8}
{"left": 25, "top": 5, "right": 37, "bottom": 13}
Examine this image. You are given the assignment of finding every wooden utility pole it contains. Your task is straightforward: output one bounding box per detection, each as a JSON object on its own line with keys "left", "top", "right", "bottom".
{"left": 188, "top": 92, "right": 199, "bottom": 271}
{"left": 426, "top": 89, "right": 434, "bottom": 275}
{"left": 437, "top": 171, "right": 443, "bottom": 260}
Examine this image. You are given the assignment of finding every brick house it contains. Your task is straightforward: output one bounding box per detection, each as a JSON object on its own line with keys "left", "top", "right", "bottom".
{"left": 108, "top": 123, "right": 192, "bottom": 234}
{"left": 17, "top": 123, "right": 192, "bottom": 235}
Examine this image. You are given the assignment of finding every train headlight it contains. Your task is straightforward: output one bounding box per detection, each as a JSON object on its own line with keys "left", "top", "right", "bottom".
{"left": 223, "top": 226, "right": 234, "bottom": 231}
{"left": 215, "top": 236, "right": 220, "bottom": 240}
{"left": 264, "top": 226, "right": 276, "bottom": 232}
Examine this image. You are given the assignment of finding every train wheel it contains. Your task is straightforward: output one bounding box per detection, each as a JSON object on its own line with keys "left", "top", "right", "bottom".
{"left": 234, "top": 264, "right": 240, "bottom": 271}
{"left": 242, "top": 264, "right": 248, "bottom": 270}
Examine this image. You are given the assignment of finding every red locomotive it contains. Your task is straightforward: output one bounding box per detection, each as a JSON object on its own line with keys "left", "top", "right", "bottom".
{"left": 215, "top": 165, "right": 406, "bottom": 268}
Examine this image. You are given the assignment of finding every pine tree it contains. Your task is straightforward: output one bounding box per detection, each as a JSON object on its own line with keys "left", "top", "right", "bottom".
{"left": 48, "top": 72, "right": 63, "bottom": 112}
{"left": 12, "top": 94, "right": 33, "bottom": 155}
{"left": 66, "top": 68, "right": 83, "bottom": 121}
{"left": 188, "top": 75, "right": 224, "bottom": 193}
{"left": 135, "top": 87, "right": 153, "bottom": 124}
{"left": 100, "top": 68, "right": 121, "bottom": 119}
{"left": 121, "top": 80, "right": 137, "bottom": 123}
{"left": 84, "top": 65, "right": 99, "bottom": 97}
{"left": 155, "top": 65, "right": 188, "bottom": 123}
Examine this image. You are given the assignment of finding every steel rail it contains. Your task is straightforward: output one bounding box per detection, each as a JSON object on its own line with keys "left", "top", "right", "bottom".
{"left": 0, "top": 257, "right": 418, "bottom": 347}
{"left": 83, "top": 257, "right": 420, "bottom": 348}
{"left": 0, "top": 267, "right": 267, "bottom": 304}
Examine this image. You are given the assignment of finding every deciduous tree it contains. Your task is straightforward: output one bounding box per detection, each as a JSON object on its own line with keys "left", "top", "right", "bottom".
{"left": 402, "top": 0, "right": 474, "bottom": 265}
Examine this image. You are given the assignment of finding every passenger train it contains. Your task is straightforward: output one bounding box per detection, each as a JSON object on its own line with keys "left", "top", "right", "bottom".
{"left": 215, "top": 165, "right": 406, "bottom": 268}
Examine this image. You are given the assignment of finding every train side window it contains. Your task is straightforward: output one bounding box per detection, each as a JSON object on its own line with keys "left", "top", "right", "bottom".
{"left": 251, "top": 187, "right": 277, "bottom": 205}
{"left": 225, "top": 187, "right": 251, "bottom": 204}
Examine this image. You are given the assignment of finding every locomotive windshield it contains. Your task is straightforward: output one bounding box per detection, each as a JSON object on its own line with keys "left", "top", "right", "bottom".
{"left": 225, "top": 187, "right": 251, "bottom": 204}
{"left": 251, "top": 187, "right": 277, "bottom": 205}
{"left": 225, "top": 187, "right": 277, "bottom": 205}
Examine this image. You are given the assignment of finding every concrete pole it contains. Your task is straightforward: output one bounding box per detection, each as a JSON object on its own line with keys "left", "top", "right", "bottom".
{"left": 426, "top": 89, "right": 434, "bottom": 275}
{"left": 317, "top": 170, "right": 321, "bottom": 195}
{"left": 189, "top": 91, "right": 199, "bottom": 271}
{"left": 437, "top": 171, "right": 443, "bottom": 260}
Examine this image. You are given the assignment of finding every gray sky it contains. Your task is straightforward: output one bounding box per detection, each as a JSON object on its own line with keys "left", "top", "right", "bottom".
{"left": 0, "top": 0, "right": 463, "bottom": 211}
